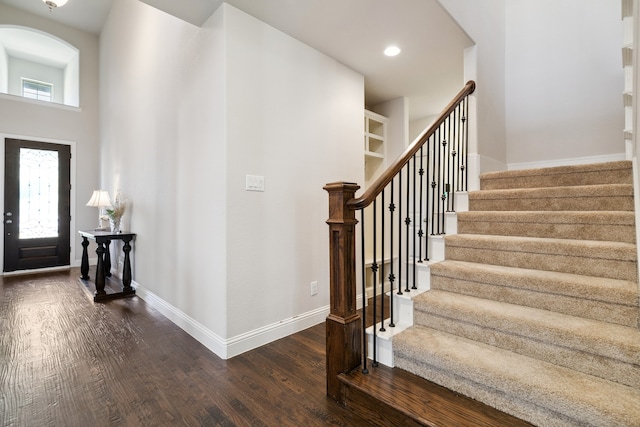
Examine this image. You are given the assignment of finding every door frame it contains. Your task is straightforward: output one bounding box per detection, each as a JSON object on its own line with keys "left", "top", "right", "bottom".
{"left": 0, "top": 133, "right": 77, "bottom": 275}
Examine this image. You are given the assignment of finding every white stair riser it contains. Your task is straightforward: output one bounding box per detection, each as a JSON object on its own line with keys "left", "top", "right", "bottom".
{"left": 455, "top": 191, "right": 469, "bottom": 212}
{"left": 367, "top": 329, "right": 395, "bottom": 367}
{"left": 429, "top": 235, "right": 445, "bottom": 261}
{"left": 394, "top": 261, "right": 431, "bottom": 291}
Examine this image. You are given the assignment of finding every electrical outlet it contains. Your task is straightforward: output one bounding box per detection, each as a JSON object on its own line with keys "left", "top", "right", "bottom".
{"left": 310, "top": 281, "right": 318, "bottom": 296}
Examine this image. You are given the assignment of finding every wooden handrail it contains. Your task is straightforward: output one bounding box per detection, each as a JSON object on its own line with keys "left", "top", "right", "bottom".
{"left": 348, "top": 80, "right": 476, "bottom": 211}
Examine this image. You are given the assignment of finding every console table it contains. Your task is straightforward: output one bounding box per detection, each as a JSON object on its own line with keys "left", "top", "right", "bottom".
{"left": 79, "top": 230, "right": 136, "bottom": 302}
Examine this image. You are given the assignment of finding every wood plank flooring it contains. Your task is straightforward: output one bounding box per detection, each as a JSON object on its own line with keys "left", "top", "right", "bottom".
{"left": 1, "top": 269, "right": 529, "bottom": 426}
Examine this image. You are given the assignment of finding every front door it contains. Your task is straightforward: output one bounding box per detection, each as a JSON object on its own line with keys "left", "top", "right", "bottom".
{"left": 4, "top": 138, "right": 71, "bottom": 272}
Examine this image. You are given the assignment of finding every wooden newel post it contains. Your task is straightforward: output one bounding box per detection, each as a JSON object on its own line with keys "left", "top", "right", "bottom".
{"left": 324, "top": 182, "right": 362, "bottom": 403}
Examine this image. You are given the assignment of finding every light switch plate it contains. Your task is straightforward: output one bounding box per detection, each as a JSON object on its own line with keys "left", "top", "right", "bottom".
{"left": 246, "top": 175, "right": 265, "bottom": 192}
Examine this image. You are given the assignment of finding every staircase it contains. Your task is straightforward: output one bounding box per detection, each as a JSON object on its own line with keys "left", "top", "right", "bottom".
{"left": 392, "top": 160, "right": 640, "bottom": 426}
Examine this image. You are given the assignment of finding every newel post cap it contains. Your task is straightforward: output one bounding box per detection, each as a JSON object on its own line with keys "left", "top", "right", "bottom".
{"left": 324, "top": 182, "right": 360, "bottom": 222}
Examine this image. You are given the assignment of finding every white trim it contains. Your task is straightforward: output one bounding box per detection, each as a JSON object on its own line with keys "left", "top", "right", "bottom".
{"left": 134, "top": 281, "right": 228, "bottom": 357}
{"left": 225, "top": 305, "right": 329, "bottom": 358}
{"left": 133, "top": 280, "right": 332, "bottom": 360}
{"left": 508, "top": 153, "right": 626, "bottom": 171}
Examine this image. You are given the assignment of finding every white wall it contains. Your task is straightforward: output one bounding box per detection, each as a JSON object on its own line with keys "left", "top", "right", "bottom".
{"left": 99, "top": 0, "right": 224, "bottom": 336}
{"left": 505, "top": 0, "right": 624, "bottom": 166}
{"left": 0, "top": 42, "right": 7, "bottom": 93}
{"left": 0, "top": 4, "right": 100, "bottom": 266}
{"left": 100, "top": 0, "right": 363, "bottom": 358}
{"left": 410, "top": 115, "right": 436, "bottom": 143}
{"left": 224, "top": 4, "right": 363, "bottom": 341}
{"left": 7, "top": 57, "right": 64, "bottom": 103}
{"left": 372, "top": 96, "right": 409, "bottom": 160}
{"left": 63, "top": 54, "right": 79, "bottom": 107}
{"left": 439, "top": 0, "right": 507, "bottom": 170}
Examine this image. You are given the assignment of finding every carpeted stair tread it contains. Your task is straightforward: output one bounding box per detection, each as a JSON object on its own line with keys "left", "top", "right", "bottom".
{"left": 412, "top": 290, "right": 640, "bottom": 366}
{"left": 456, "top": 210, "right": 636, "bottom": 242}
{"left": 480, "top": 160, "right": 632, "bottom": 190}
{"left": 429, "top": 260, "right": 639, "bottom": 327}
{"left": 430, "top": 260, "right": 638, "bottom": 304}
{"left": 393, "top": 325, "right": 640, "bottom": 426}
{"left": 445, "top": 234, "right": 638, "bottom": 281}
{"left": 469, "top": 184, "right": 634, "bottom": 211}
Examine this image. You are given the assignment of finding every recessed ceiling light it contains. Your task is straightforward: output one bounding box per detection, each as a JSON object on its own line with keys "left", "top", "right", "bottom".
{"left": 384, "top": 46, "right": 401, "bottom": 57}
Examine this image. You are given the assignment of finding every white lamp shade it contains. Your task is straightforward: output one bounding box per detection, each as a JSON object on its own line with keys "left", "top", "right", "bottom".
{"left": 43, "top": 0, "right": 69, "bottom": 7}
{"left": 86, "top": 190, "right": 113, "bottom": 208}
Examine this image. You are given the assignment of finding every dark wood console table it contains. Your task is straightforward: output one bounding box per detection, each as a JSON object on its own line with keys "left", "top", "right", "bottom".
{"left": 79, "top": 230, "right": 136, "bottom": 302}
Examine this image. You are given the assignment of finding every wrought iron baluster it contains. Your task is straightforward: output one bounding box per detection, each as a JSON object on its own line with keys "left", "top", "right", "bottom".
{"left": 424, "top": 139, "right": 430, "bottom": 261}
{"left": 447, "top": 112, "right": 453, "bottom": 212}
{"left": 388, "top": 179, "right": 396, "bottom": 327}
{"left": 411, "top": 155, "right": 417, "bottom": 289}
{"left": 436, "top": 126, "right": 442, "bottom": 235}
{"left": 418, "top": 147, "right": 424, "bottom": 264}
{"left": 404, "top": 163, "right": 411, "bottom": 293}
{"left": 379, "top": 191, "right": 386, "bottom": 333}
{"left": 371, "top": 199, "right": 378, "bottom": 366}
{"left": 440, "top": 119, "right": 447, "bottom": 233}
{"left": 443, "top": 115, "right": 449, "bottom": 215}
{"left": 451, "top": 104, "right": 459, "bottom": 207}
{"left": 360, "top": 208, "right": 368, "bottom": 374}
{"left": 430, "top": 128, "right": 437, "bottom": 236}
{"left": 462, "top": 97, "right": 468, "bottom": 190}
{"left": 397, "top": 173, "right": 403, "bottom": 296}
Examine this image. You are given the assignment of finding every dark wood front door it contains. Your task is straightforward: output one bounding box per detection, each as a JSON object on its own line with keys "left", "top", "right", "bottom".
{"left": 4, "top": 138, "right": 71, "bottom": 272}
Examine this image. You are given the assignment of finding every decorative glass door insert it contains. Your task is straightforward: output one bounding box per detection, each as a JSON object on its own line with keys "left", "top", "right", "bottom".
{"left": 19, "top": 148, "right": 60, "bottom": 239}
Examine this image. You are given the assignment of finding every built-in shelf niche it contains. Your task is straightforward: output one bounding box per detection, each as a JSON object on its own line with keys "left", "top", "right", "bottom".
{"left": 364, "top": 110, "right": 388, "bottom": 187}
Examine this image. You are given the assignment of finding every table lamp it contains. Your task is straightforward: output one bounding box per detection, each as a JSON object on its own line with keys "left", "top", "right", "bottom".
{"left": 86, "top": 190, "right": 112, "bottom": 230}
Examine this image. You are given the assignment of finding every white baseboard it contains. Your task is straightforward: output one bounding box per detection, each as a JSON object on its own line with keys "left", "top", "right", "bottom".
{"left": 134, "top": 281, "right": 228, "bottom": 357}
{"left": 508, "top": 153, "right": 626, "bottom": 171}
{"left": 225, "top": 305, "right": 329, "bottom": 358}
{"left": 133, "top": 280, "right": 333, "bottom": 360}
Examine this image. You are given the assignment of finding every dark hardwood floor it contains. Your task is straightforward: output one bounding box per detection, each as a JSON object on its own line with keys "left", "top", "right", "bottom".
{"left": 1, "top": 269, "right": 528, "bottom": 426}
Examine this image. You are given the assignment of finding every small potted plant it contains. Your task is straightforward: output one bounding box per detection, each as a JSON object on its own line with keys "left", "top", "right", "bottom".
{"left": 105, "top": 191, "right": 125, "bottom": 233}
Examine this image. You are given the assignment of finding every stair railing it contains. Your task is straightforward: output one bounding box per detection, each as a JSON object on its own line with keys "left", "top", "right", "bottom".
{"left": 324, "top": 80, "right": 476, "bottom": 403}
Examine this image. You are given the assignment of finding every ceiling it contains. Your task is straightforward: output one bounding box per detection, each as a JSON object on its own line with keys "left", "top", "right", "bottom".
{"left": 0, "top": 0, "right": 473, "bottom": 120}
